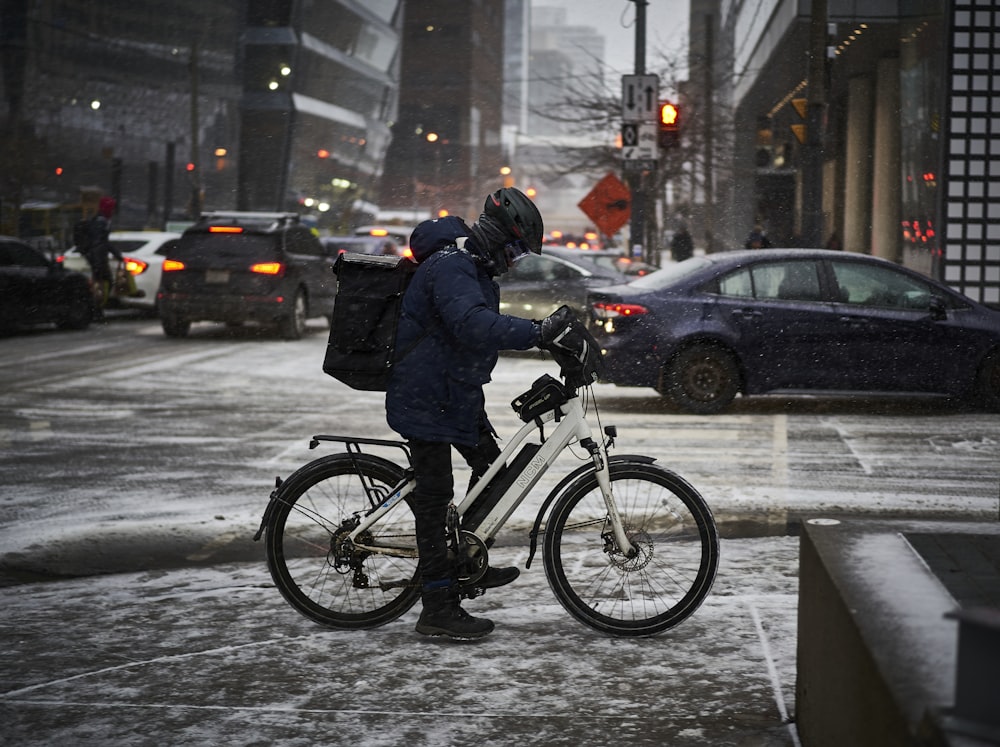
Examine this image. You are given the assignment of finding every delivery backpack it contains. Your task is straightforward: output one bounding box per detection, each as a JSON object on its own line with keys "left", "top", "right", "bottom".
{"left": 323, "top": 252, "right": 420, "bottom": 391}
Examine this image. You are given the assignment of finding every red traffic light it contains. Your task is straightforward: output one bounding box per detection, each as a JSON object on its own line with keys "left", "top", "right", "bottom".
{"left": 659, "top": 102, "right": 680, "bottom": 129}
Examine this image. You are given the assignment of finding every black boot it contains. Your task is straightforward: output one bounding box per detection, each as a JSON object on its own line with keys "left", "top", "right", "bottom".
{"left": 415, "top": 587, "right": 494, "bottom": 640}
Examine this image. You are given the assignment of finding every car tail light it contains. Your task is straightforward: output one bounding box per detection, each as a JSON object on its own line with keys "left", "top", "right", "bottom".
{"left": 251, "top": 262, "right": 284, "bottom": 275}
{"left": 163, "top": 259, "right": 185, "bottom": 271}
{"left": 402, "top": 247, "right": 414, "bottom": 259}
{"left": 55, "top": 255, "right": 66, "bottom": 265}
{"left": 123, "top": 256, "right": 148, "bottom": 275}
{"left": 593, "top": 302, "right": 648, "bottom": 318}
{"left": 209, "top": 226, "right": 243, "bottom": 233}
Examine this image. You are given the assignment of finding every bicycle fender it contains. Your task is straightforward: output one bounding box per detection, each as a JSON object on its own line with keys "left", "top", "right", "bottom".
{"left": 525, "top": 454, "right": 656, "bottom": 569}
{"left": 253, "top": 475, "right": 285, "bottom": 542}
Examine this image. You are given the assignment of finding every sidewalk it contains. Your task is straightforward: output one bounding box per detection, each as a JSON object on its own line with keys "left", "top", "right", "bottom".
{"left": 0, "top": 536, "right": 801, "bottom": 746}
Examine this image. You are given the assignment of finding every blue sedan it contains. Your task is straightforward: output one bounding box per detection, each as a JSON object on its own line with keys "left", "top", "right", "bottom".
{"left": 587, "top": 249, "right": 1000, "bottom": 414}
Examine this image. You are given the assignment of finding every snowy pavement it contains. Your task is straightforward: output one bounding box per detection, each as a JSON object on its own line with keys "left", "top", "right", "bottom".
{"left": 1, "top": 537, "right": 801, "bottom": 746}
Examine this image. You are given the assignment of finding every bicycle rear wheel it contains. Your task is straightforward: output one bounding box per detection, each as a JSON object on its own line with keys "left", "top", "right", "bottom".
{"left": 264, "top": 453, "right": 420, "bottom": 629}
{"left": 542, "top": 461, "right": 719, "bottom": 637}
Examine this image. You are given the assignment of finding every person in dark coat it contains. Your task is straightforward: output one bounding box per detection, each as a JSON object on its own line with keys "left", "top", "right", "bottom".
{"left": 670, "top": 225, "right": 694, "bottom": 262}
{"left": 744, "top": 223, "right": 772, "bottom": 249}
{"left": 386, "top": 187, "right": 561, "bottom": 640}
{"left": 84, "top": 196, "right": 124, "bottom": 311}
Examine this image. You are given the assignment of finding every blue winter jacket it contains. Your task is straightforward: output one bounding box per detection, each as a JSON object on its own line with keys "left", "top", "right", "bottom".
{"left": 386, "top": 216, "right": 539, "bottom": 446}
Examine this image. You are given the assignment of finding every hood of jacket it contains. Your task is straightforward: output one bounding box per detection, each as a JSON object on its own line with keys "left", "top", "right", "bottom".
{"left": 408, "top": 215, "right": 470, "bottom": 263}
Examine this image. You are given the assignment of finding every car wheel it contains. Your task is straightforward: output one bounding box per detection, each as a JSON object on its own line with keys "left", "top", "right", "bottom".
{"left": 278, "top": 289, "right": 307, "bottom": 340}
{"left": 660, "top": 343, "right": 740, "bottom": 414}
{"left": 58, "top": 297, "right": 93, "bottom": 330}
{"left": 974, "top": 349, "right": 1000, "bottom": 411}
{"left": 162, "top": 316, "right": 191, "bottom": 338}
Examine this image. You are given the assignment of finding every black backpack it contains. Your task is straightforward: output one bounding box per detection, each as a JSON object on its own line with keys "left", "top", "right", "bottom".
{"left": 322, "top": 252, "right": 420, "bottom": 391}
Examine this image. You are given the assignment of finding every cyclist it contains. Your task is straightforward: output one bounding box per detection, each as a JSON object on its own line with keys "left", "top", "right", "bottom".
{"left": 386, "top": 187, "right": 567, "bottom": 639}
{"left": 80, "top": 196, "right": 124, "bottom": 314}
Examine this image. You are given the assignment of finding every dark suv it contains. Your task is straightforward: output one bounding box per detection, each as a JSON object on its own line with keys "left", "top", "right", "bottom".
{"left": 158, "top": 212, "right": 335, "bottom": 339}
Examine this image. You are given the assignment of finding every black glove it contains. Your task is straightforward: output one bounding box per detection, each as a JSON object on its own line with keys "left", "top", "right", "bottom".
{"left": 539, "top": 306, "right": 587, "bottom": 362}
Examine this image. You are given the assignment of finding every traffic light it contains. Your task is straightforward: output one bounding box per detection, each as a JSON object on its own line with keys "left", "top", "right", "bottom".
{"left": 659, "top": 102, "right": 680, "bottom": 149}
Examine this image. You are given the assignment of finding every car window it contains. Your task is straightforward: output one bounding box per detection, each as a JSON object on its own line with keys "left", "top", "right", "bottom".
{"left": 506, "top": 255, "right": 583, "bottom": 282}
{"left": 715, "top": 268, "right": 753, "bottom": 297}
{"left": 708, "top": 260, "right": 821, "bottom": 301}
{"left": 831, "top": 261, "right": 943, "bottom": 310}
{"left": 109, "top": 240, "right": 146, "bottom": 254}
{"left": 175, "top": 233, "right": 280, "bottom": 260}
{"left": 771, "top": 261, "right": 822, "bottom": 301}
{"left": 0, "top": 241, "right": 48, "bottom": 268}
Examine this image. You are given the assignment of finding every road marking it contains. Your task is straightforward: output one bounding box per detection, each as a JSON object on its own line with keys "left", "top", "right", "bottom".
{"left": 748, "top": 600, "right": 802, "bottom": 746}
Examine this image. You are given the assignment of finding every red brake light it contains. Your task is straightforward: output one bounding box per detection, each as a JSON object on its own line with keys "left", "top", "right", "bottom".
{"left": 123, "top": 256, "right": 148, "bottom": 275}
{"left": 251, "top": 262, "right": 284, "bottom": 275}
{"left": 209, "top": 226, "right": 244, "bottom": 233}
{"left": 593, "top": 302, "right": 648, "bottom": 318}
{"left": 163, "top": 259, "right": 185, "bottom": 271}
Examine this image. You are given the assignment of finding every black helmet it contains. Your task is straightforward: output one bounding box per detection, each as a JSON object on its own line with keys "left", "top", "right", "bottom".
{"left": 483, "top": 187, "right": 544, "bottom": 254}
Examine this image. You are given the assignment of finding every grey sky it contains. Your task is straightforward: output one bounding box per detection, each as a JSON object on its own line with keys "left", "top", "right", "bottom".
{"left": 532, "top": 0, "right": 689, "bottom": 77}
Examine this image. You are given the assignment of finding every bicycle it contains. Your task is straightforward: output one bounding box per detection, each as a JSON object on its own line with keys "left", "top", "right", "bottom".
{"left": 255, "top": 327, "right": 720, "bottom": 637}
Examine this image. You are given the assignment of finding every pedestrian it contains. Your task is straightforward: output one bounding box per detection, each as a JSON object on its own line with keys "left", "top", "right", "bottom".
{"left": 385, "top": 187, "right": 574, "bottom": 640}
{"left": 670, "top": 225, "right": 694, "bottom": 262}
{"left": 82, "top": 196, "right": 124, "bottom": 313}
{"left": 744, "top": 223, "right": 772, "bottom": 249}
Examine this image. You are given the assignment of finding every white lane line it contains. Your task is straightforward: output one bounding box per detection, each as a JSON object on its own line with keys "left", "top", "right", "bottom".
{"left": 832, "top": 424, "right": 874, "bottom": 475}
{"left": 748, "top": 600, "right": 802, "bottom": 747}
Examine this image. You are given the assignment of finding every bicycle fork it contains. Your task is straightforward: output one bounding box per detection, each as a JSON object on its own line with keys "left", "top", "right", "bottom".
{"left": 582, "top": 436, "right": 637, "bottom": 559}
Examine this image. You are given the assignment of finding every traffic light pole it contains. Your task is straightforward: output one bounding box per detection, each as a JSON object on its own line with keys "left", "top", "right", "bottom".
{"left": 627, "top": 0, "right": 648, "bottom": 262}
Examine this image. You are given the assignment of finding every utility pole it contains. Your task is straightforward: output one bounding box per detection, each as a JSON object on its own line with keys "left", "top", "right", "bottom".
{"left": 189, "top": 40, "right": 202, "bottom": 218}
{"left": 627, "top": 0, "right": 649, "bottom": 261}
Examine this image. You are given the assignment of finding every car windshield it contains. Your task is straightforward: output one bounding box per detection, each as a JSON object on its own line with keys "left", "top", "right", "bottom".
{"left": 626, "top": 256, "right": 712, "bottom": 290}
{"left": 175, "top": 233, "right": 279, "bottom": 260}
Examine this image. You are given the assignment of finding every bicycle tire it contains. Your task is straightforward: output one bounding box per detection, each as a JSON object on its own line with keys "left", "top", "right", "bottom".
{"left": 264, "top": 453, "right": 420, "bottom": 629}
{"left": 542, "top": 461, "right": 719, "bottom": 637}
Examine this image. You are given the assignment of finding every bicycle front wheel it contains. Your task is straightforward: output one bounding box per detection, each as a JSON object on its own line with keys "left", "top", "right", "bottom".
{"left": 543, "top": 461, "right": 719, "bottom": 637}
{"left": 264, "top": 453, "right": 420, "bottom": 629}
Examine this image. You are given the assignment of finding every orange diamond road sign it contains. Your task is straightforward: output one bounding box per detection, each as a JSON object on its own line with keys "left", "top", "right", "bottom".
{"left": 578, "top": 173, "right": 631, "bottom": 237}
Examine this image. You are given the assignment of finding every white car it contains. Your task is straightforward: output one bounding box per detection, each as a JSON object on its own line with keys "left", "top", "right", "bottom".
{"left": 61, "top": 231, "right": 181, "bottom": 313}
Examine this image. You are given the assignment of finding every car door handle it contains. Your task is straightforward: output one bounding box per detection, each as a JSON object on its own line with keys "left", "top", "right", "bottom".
{"left": 839, "top": 316, "right": 869, "bottom": 327}
{"left": 731, "top": 308, "right": 762, "bottom": 319}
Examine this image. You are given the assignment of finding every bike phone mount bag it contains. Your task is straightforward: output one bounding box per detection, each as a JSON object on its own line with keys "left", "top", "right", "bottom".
{"left": 511, "top": 374, "right": 569, "bottom": 423}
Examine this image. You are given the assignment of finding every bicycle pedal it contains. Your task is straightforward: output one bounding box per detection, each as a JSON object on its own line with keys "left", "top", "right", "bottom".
{"left": 458, "top": 585, "right": 485, "bottom": 600}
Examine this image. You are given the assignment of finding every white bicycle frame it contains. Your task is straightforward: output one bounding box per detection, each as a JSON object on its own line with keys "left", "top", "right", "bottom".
{"left": 346, "top": 389, "right": 636, "bottom": 559}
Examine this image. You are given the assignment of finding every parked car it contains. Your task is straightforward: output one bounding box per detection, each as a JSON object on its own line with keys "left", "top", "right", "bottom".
{"left": 157, "top": 212, "right": 335, "bottom": 339}
{"left": 587, "top": 249, "right": 1000, "bottom": 413}
{"left": 61, "top": 231, "right": 181, "bottom": 313}
{"left": 498, "top": 245, "right": 654, "bottom": 319}
{"left": 0, "top": 236, "right": 93, "bottom": 332}
{"left": 321, "top": 234, "right": 402, "bottom": 257}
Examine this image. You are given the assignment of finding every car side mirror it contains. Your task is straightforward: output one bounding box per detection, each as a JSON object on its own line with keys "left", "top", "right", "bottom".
{"left": 928, "top": 296, "right": 947, "bottom": 321}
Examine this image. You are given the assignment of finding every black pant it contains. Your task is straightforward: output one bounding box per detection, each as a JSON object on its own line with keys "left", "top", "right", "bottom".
{"left": 409, "top": 420, "right": 500, "bottom": 588}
